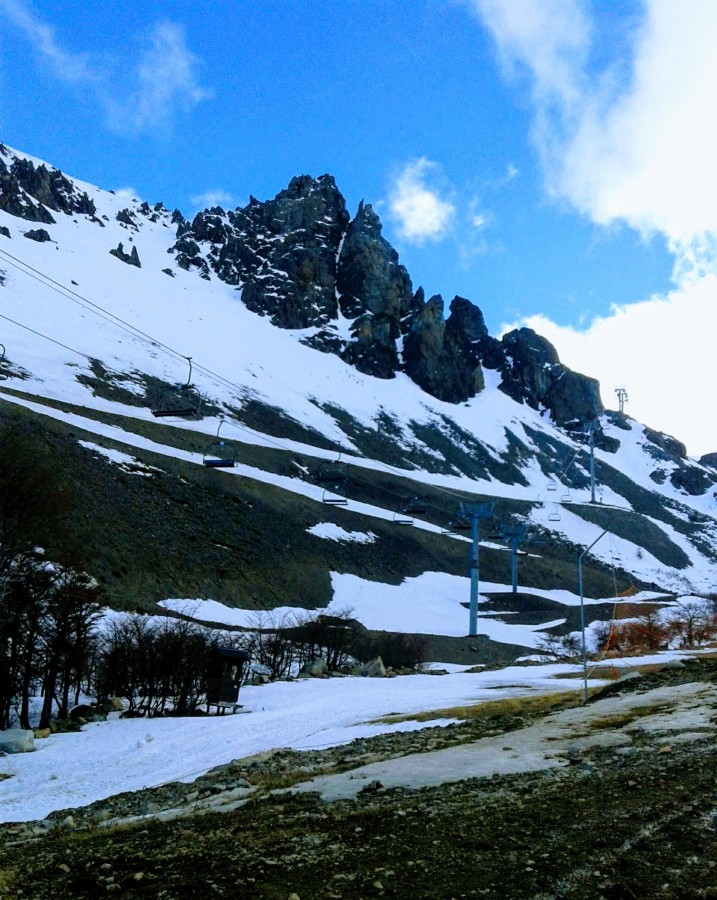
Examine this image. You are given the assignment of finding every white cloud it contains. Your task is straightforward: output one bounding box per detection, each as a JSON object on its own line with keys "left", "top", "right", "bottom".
{"left": 125, "top": 21, "right": 213, "bottom": 133}
{"left": 189, "top": 190, "right": 236, "bottom": 211}
{"left": 472, "top": 0, "right": 590, "bottom": 111}
{"left": 387, "top": 158, "right": 456, "bottom": 244}
{"left": 470, "top": 0, "right": 717, "bottom": 277}
{"left": 501, "top": 277, "right": 717, "bottom": 458}
{"left": 470, "top": 1, "right": 717, "bottom": 456}
{"left": 0, "top": 4, "right": 210, "bottom": 135}
{"left": 0, "top": 0, "right": 95, "bottom": 83}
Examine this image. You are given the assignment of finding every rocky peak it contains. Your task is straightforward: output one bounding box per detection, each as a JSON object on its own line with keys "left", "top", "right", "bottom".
{"left": 335, "top": 200, "right": 414, "bottom": 377}
{"left": 0, "top": 149, "right": 96, "bottom": 224}
{"left": 499, "top": 328, "right": 603, "bottom": 427}
{"left": 403, "top": 295, "right": 485, "bottom": 402}
{"left": 170, "top": 174, "right": 350, "bottom": 329}
{"left": 165, "top": 169, "right": 606, "bottom": 428}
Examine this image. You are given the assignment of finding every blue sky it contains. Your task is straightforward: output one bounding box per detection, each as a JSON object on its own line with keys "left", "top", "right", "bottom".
{"left": 1, "top": 0, "right": 715, "bottom": 455}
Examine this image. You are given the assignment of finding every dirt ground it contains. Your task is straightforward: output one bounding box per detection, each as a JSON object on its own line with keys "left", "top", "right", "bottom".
{"left": 1, "top": 661, "right": 716, "bottom": 899}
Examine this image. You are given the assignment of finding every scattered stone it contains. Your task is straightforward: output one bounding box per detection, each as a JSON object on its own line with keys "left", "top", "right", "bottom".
{"left": 24, "top": 227, "right": 52, "bottom": 242}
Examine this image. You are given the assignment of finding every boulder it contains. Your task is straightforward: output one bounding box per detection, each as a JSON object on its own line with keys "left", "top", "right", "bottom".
{"left": 699, "top": 452, "right": 717, "bottom": 470}
{"left": 24, "top": 228, "right": 52, "bottom": 242}
{"left": 0, "top": 729, "right": 35, "bottom": 753}
{"left": 0, "top": 225, "right": 10, "bottom": 238}
{"left": 360, "top": 656, "right": 386, "bottom": 678}
{"left": 299, "top": 657, "right": 328, "bottom": 677}
{"left": 669, "top": 465, "right": 716, "bottom": 496}
{"left": 69, "top": 703, "right": 98, "bottom": 722}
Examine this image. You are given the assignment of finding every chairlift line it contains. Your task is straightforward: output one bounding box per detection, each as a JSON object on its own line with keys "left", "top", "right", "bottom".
{"left": 0, "top": 247, "right": 490, "bottom": 512}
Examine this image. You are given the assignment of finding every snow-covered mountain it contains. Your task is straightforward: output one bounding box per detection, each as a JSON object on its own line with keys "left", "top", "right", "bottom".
{"left": 0, "top": 141, "right": 715, "bottom": 658}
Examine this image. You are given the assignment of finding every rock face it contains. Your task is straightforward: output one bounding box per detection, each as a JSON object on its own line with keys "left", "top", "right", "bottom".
{"left": 337, "top": 201, "right": 414, "bottom": 378}
{"left": 109, "top": 242, "right": 141, "bottom": 268}
{"left": 498, "top": 328, "right": 603, "bottom": 427}
{"left": 403, "top": 295, "right": 485, "bottom": 402}
{"left": 173, "top": 175, "right": 350, "bottom": 329}
{"left": 23, "top": 228, "right": 52, "bottom": 243}
{"left": 0, "top": 146, "right": 96, "bottom": 224}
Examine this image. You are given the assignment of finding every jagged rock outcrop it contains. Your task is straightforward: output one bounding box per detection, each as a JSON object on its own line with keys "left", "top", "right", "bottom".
{"left": 167, "top": 172, "right": 605, "bottom": 426}
{"left": 0, "top": 148, "right": 95, "bottom": 224}
{"left": 109, "top": 242, "right": 141, "bottom": 268}
{"left": 336, "top": 201, "right": 414, "bottom": 378}
{"left": 116, "top": 208, "right": 138, "bottom": 229}
{"left": 0, "top": 225, "right": 11, "bottom": 238}
{"left": 23, "top": 228, "right": 52, "bottom": 243}
{"left": 403, "top": 295, "right": 486, "bottom": 402}
{"left": 499, "top": 328, "right": 603, "bottom": 427}
{"left": 171, "top": 175, "right": 350, "bottom": 329}
{"left": 700, "top": 452, "right": 717, "bottom": 471}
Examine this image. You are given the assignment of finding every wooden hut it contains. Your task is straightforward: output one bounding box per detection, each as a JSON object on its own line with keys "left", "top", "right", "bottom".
{"left": 205, "top": 646, "right": 250, "bottom": 714}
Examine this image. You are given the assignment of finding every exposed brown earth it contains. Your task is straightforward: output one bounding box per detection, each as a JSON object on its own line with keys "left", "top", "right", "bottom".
{"left": 1, "top": 660, "right": 716, "bottom": 898}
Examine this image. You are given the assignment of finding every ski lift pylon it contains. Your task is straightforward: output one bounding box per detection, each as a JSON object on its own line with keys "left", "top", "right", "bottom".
{"left": 203, "top": 419, "right": 236, "bottom": 468}
{"left": 151, "top": 356, "right": 203, "bottom": 419}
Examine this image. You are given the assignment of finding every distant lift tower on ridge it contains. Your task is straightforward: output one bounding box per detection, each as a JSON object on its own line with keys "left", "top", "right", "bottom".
{"left": 615, "top": 386, "right": 628, "bottom": 415}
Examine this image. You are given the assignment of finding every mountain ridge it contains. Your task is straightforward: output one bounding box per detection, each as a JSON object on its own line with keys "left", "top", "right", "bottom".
{"left": 0, "top": 140, "right": 715, "bottom": 626}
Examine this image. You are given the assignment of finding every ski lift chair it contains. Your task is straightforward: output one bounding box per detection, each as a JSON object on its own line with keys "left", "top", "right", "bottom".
{"left": 0, "top": 343, "right": 6, "bottom": 380}
{"left": 322, "top": 488, "right": 348, "bottom": 506}
{"left": 203, "top": 420, "right": 236, "bottom": 468}
{"left": 151, "top": 357, "right": 203, "bottom": 419}
{"left": 393, "top": 509, "right": 413, "bottom": 526}
{"left": 548, "top": 504, "right": 561, "bottom": 522}
{"left": 403, "top": 496, "right": 428, "bottom": 516}
{"left": 314, "top": 451, "right": 348, "bottom": 483}
{"left": 448, "top": 516, "right": 472, "bottom": 533}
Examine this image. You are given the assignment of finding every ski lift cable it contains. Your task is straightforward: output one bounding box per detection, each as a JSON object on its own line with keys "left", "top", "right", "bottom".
{"left": 0, "top": 249, "right": 515, "bottom": 515}
{"left": 0, "top": 250, "right": 487, "bottom": 506}
{"left": 0, "top": 247, "right": 189, "bottom": 366}
{"left": 0, "top": 312, "right": 89, "bottom": 359}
